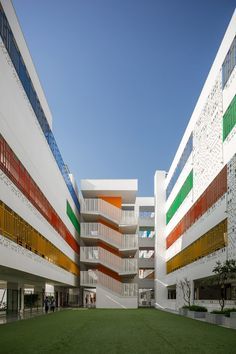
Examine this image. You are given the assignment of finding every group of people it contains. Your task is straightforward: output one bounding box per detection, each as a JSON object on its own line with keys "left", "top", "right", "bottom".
{"left": 85, "top": 293, "right": 96, "bottom": 307}
{"left": 44, "top": 296, "right": 56, "bottom": 314}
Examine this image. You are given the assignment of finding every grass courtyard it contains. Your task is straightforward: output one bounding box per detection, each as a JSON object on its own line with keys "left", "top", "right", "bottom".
{"left": 0, "top": 309, "right": 235, "bottom": 354}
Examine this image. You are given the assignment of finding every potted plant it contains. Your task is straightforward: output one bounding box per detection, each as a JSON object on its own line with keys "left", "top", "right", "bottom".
{"left": 205, "top": 259, "right": 236, "bottom": 325}
{"left": 230, "top": 311, "right": 236, "bottom": 329}
{"left": 186, "top": 305, "right": 207, "bottom": 319}
{"left": 206, "top": 310, "right": 227, "bottom": 325}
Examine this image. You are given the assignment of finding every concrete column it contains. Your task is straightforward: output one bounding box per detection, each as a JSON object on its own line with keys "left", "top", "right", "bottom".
{"left": 154, "top": 171, "right": 167, "bottom": 309}
{"left": 18, "top": 284, "right": 24, "bottom": 314}
{"left": 34, "top": 285, "right": 44, "bottom": 310}
{"left": 7, "top": 282, "right": 19, "bottom": 314}
{"left": 54, "top": 287, "right": 62, "bottom": 307}
{"left": 190, "top": 280, "right": 194, "bottom": 305}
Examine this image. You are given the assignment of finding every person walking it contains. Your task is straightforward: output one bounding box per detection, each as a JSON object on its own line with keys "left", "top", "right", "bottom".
{"left": 50, "top": 297, "right": 56, "bottom": 313}
{"left": 44, "top": 296, "right": 49, "bottom": 314}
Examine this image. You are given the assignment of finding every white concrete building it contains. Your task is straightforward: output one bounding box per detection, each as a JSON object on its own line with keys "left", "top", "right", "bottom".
{"left": 154, "top": 10, "right": 236, "bottom": 311}
{"left": 136, "top": 197, "right": 155, "bottom": 307}
{"left": 0, "top": 0, "right": 81, "bottom": 312}
{"left": 79, "top": 180, "right": 155, "bottom": 308}
{"left": 1, "top": 0, "right": 235, "bottom": 313}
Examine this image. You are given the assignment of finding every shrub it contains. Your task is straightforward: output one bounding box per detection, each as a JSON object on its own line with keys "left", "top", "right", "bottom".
{"left": 188, "top": 305, "right": 207, "bottom": 312}
{"left": 211, "top": 308, "right": 236, "bottom": 317}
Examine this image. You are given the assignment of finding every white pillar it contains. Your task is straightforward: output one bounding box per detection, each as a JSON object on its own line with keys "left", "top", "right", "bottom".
{"left": 154, "top": 170, "right": 167, "bottom": 309}
{"left": 18, "top": 284, "right": 24, "bottom": 314}
{"left": 34, "top": 285, "right": 44, "bottom": 309}
{"left": 7, "top": 282, "right": 19, "bottom": 313}
{"left": 190, "top": 280, "right": 194, "bottom": 305}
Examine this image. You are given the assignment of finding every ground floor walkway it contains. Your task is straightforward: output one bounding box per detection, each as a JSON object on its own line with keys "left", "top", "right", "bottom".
{"left": 0, "top": 309, "right": 235, "bottom": 353}
{"left": 0, "top": 307, "right": 67, "bottom": 325}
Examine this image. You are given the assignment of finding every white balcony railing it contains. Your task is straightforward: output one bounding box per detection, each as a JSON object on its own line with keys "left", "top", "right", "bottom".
{"left": 80, "top": 270, "right": 137, "bottom": 297}
{"left": 80, "top": 271, "right": 98, "bottom": 286}
{"left": 80, "top": 223, "right": 138, "bottom": 250}
{"left": 80, "top": 247, "right": 99, "bottom": 262}
{"left": 81, "top": 199, "right": 121, "bottom": 224}
{"left": 121, "top": 234, "right": 138, "bottom": 250}
{"left": 121, "top": 210, "right": 138, "bottom": 226}
{"left": 98, "top": 271, "right": 138, "bottom": 297}
{"left": 80, "top": 247, "right": 138, "bottom": 274}
{"left": 81, "top": 199, "right": 138, "bottom": 226}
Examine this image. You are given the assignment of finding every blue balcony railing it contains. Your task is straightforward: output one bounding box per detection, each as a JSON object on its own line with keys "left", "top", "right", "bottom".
{"left": 0, "top": 7, "right": 80, "bottom": 212}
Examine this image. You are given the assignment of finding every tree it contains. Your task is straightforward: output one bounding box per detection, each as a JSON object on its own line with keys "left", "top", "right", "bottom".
{"left": 178, "top": 278, "right": 192, "bottom": 307}
{"left": 212, "top": 259, "right": 236, "bottom": 311}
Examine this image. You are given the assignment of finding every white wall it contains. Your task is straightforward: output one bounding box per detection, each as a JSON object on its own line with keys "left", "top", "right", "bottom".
{"left": 154, "top": 171, "right": 167, "bottom": 309}
{"left": 96, "top": 285, "right": 137, "bottom": 309}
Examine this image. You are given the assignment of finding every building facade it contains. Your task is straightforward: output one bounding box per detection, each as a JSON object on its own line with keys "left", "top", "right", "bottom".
{"left": 0, "top": 0, "right": 81, "bottom": 312}
{"left": 79, "top": 181, "right": 155, "bottom": 308}
{"left": 154, "top": 10, "right": 236, "bottom": 311}
{"left": 136, "top": 197, "right": 155, "bottom": 307}
{"left": 1, "top": 0, "right": 236, "bottom": 313}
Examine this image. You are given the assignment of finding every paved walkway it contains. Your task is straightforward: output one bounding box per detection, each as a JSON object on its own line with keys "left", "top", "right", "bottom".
{"left": 0, "top": 308, "right": 65, "bottom": 325}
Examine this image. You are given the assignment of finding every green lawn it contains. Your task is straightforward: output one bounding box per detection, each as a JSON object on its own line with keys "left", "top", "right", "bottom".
{"left": 0, "top": 309, "right": 235, "bottom": 354}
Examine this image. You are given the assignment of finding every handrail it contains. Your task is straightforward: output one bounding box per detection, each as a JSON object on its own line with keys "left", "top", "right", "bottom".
{"left": 98, "top": 271, "right": 138, "bottom": 297}
{"left": 80, "top": 271, "right": 97, "bottom": 286}
{"left": 80, "top": 246, "right": 137, "bottom": 274}
{"left": 81, "top": 199, "right": 138, "bottom": 226}
{"left": 80, "top": 223, "right": 138, "bottom": 250}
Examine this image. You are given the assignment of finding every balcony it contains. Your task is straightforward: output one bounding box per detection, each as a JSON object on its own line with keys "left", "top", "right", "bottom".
{"left": 81, "top": 199, "right": 121, "bottom": 225}
{"left": 81, "top": 199, "right": 138, "bottom": 228}
{"left": 80, "top": 247, "right": 99, "bottom": 264}
{"left": 138, "top": 278, "right": 154, "bottom": 289}
{"left": 139, "top": 211, "right": 155, "bottom": 227}
{"left": 121, "top": 210, "right": 138, "bottom": 226}
{"left": 138, "top": 258, "right": 155, "bottom": 268}
{"left": 138, "top": 232, "right": 155, "bottom": 248}
{"left": 80, "top": 223, "right": 138, "bottom": 252}
{"left": 80, "top": 247, "right": 138, "bottom": 275}
{"left": 138, "top": 249, "right": 155, "bottom": 268}
{"left": 80, "top": 270, "right": 97, "bottom": 287}
{"left": 138, "top": 269, "right": 154, "bottom": 288}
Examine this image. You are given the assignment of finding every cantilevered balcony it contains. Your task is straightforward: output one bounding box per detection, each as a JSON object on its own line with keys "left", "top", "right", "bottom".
{"left": 120, "top": 210, "right": 138, "bottom": 233}
{"left": 80, "top": 247, "right": 137, "bottom": 276}
{"left": 81, "top": 199, "right": 138, "bottom": 230}
{"left": 81, "top": 198, "right": 121, "bottom": 225}
{"left": 80, "top": 222, "right": 138, "bottom": 254}
{"left": 80, "top": 247, "right": 99, "bottom": 264}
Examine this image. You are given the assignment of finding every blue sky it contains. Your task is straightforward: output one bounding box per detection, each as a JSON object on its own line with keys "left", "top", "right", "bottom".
{"left": 13, "top": 0, "right": 235, "bottom": 196}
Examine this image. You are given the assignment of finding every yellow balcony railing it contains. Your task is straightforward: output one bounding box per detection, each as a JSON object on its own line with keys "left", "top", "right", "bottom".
{"left": 0, "top": 201, "right": 80, "bottom": 276}
{"left": 167, "top": 219, "right": 227, "bottom": 274}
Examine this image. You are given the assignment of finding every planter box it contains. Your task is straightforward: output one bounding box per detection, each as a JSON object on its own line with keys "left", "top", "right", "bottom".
{"left": 179, "top": 308, "right": 188, "bottom": 316}
{"left": 205, "top": 313, "right": 225, "bottom": 325}
{"left": 222, "top": 316, "right": 230, "bottom": 327}
{"left": 230, "top": 312, "right": 236, "bottom": 329}
{"left": 187, "top": 310, "right": 206, "bottom": 319}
